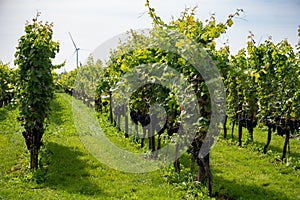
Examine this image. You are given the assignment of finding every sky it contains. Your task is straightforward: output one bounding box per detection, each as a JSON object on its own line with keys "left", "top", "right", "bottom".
{"left": 0, "top": 0, "right": 299, "bottom": 72}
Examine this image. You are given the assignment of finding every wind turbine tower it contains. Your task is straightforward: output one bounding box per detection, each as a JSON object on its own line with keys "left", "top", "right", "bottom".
{"left": 69, "top": 32, "right": 80, "bottom": 68}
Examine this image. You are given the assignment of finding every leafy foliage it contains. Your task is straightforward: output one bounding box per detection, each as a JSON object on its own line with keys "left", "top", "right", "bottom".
{"left": 58, "top": 54, "right": 103, "bottom": 108}
{"left": 0, "top": 61, "right": 17, "bottom": 107}
{"left": 224, "top": 31, "right": 300, "bottom": 158}
{"left": 14, "top": 13, "right": 60, "bottom": 169}
{"left": 94, "top": 1, "right": 243, "bottom": 197}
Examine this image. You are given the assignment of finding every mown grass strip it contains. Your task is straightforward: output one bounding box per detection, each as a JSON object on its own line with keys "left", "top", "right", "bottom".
{"left": 0, "top": 93, "right": 299, "bottom": 199}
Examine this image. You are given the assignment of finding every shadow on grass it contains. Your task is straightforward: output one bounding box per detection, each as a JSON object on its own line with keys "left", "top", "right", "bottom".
{"left": 253, "top": 140, "right": 300, "bottom": 158}
{"left": 212, "top": 171, "right": 290, "bottom": 200}
{"left": 179, "top": 154, "right": 291, "bottom": 200}
{"left": 223, "top": 131, "right": 300, "bottom": 158}
{"left": 36, "top": 142, "right": 105, "bottom": 197}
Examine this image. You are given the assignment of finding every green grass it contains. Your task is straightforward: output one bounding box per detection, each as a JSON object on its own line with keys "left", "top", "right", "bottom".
{"left": 0, "top": 94, "right": 188, "bottom": 200}
{"left": 0, "top": 93, "right": 299, "bottom": 199}
{"left": 211, "top": 141, "right": 300, "bottom": 200}
{"left": 223, "top": 122, "right": 300, "bottom": 169}
{"left": 252, "top": 126, "right": 300, "bottom": 160}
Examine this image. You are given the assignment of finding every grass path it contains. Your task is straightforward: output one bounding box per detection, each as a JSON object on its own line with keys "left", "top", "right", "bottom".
{"left": 0, "top": 93, "right": 184, "bottom": 200}
{"left": 0, "top": 93, "right": 299, "bottom": 199}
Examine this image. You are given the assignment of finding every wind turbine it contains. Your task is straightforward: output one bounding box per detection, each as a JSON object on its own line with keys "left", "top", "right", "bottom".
{"left": 69, "top": 32, "right": 80, "bottom": 68}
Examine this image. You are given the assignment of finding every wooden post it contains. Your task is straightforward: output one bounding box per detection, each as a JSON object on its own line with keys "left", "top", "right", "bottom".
{"left": 125, "top": 105, "right": 129, "bottom": 138}
{"left": 109, "top": 92, "right": 113, "bottom": 124}
{"left": 263, "top": 125, "right": 272, "bottom": 154}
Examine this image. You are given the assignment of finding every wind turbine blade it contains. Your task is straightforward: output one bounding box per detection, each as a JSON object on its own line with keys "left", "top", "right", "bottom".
{"left": 68, "top": 32, "right": 78, "bottom": 49}
{"left": 80, "top": 48, "right": 91, "bottom": 51}
{"left": 67, "top": 49, "right": 77, "bottom": 62}
{"left": 73, "top": 49, "right": 77, "bottom": 56}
